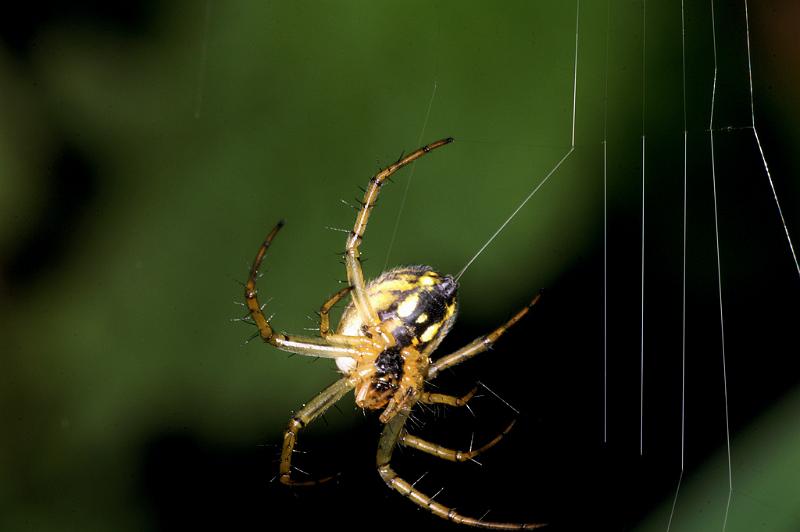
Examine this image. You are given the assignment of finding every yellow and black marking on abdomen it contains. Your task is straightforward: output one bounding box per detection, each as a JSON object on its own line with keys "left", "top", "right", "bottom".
{"left": 338, "top": 265, "right": 458, "bottom": 406}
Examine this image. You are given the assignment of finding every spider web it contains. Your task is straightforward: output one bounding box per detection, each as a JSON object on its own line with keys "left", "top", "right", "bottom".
{"left": 372, "top": 1, "right": 799, "bottom": 530}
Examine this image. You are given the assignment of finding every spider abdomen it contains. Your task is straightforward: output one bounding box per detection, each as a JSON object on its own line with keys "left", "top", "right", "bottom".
{"left": 336, "top": 265, "right": 458, "bottom": 410}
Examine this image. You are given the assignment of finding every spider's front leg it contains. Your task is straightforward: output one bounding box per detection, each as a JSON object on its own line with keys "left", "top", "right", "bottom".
{"left": 412, "top": 389, "right": 516, "bottom": 462}
{"left": 279, "top": 376, "right": 355, "bottom": 486}
{"left": 245, "top": 221, "right": 362, "bottom": 359}
{"left": 344, "top": 138, "right": 453, "bottom": 327}
{"left": 376, "top": 410, "right": 544, "bottom": 530}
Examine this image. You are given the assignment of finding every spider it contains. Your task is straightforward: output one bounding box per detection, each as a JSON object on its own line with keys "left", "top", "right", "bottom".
{"left": 245, "top": 137, "right": 543, "bottom": 530}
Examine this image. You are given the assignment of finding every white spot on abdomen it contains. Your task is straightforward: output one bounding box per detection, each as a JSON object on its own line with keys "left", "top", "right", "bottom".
{"left": 396, "top": 293, "right": 420, "bottom": 318}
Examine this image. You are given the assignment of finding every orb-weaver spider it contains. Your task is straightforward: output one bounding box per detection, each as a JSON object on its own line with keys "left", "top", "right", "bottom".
{"left": 245, "top": 138, "right": 543, "bottom": 529}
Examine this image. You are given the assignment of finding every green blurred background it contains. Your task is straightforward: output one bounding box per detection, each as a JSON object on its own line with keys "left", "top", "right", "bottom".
{"left": 1, "top": 2, "right": 798, "bottom": 531}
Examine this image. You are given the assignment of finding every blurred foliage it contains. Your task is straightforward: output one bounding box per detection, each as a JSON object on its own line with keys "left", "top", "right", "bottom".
{"left": 0, "top": 1, "right": 797, "bottom": 531}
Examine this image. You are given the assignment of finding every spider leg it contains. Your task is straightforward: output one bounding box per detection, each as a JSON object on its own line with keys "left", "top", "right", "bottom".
{"left": 377, "top": 410, "right": 543, "bottom": 530}
{"left": 245, "top": 222, "right": 362, "bottom": 359}
{"left": 280, "top": 376, "right": 355, "bottom": 486}
{"left": 399, "top": 420, "right": 516, "bottom": 463}
{"left": 427, "top": 292, "right": 542, "bottom": 380}
{"left": 419, "top": 387, "right": 478, "bottom": 408}
{"left": 316, "top": 286, "right": 373, "bottom": 347}
{"left": 345, "top": 138, "right": 453, "bottom": 328}
{"left": 318, "top": 286, "right": 351, "bottom": 338}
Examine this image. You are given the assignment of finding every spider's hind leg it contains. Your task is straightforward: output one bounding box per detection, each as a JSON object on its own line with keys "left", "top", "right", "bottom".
{"left": 420, "top": 387, "right": 478, "bottom": 408}
{"left": 377, "top": 411, "right": 543, "bottom": 530}
{"left": 398, "top": 420, "right": 516, "bottom": 464}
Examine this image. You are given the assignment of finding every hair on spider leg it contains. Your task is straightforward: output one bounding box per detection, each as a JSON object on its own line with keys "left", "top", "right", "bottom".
{"left": 230, "top": 314, "right": 256, "bottom": 326}
{"left": 465, "top": 433, "right": 483, "bottom": 467}
{"left": 415, "top": 400, "right": 434, "bottom": 415}
{"left": 469, "top": 458, "right": 483, "bottom": 467}
{"left": 324, "top": 225, "right": 351, "bottom": 234}
{"left": 423, "top": 379, "right": 440, "bottom": 389}
{"left": 228, "top": 275, "right": 248, "bottom": 289}
{"left": 393, "top": 441, "right": 407, "bottom": 458}
{"left": 358, "top": 196, "right": 379, "bottom": 208}
{"left": 406, "top": 411, "right": 426, "bottom": 431}
{"left": 291, "top": 465, "right": 312, "bottom": 477}
{"left": 241, "top": 331, "right": 260, "bottom": 346}
{"left": 429, "top": 486, "right": 444, "bottom": 504}
{"left": 340, "top": 198, "right": 360, "bottom": 211}
{"left": 464, "top": 402, "right": 476, "bottom": 418}
{"left": 411, "top": 471, "right": 429, "bottom": 489}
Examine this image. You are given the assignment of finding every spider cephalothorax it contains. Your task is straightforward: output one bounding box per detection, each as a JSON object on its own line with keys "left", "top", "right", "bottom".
{"left": 244, "top": 138, "right": 544, "bottom": 529}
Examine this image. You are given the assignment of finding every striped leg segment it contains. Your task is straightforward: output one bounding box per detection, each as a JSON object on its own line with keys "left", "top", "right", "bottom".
{"left": 280, "top": 377, "right": 355, "bottom": 486}
{"left": 245, "top": 222, "right": 361, "bottom": 359}
{"left": 376, "top": 411, "right": 543, "bottom": 530}
{"left": 428, "top": 292, "right": 542, "bottom": 379}
{"left": 399, "top": 420, "right": 516, "bottom": 463}
{"left": 419, "top": 387, "right": 478, "bottom": 407}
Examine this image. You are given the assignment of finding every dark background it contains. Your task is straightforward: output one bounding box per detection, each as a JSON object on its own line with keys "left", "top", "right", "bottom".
{"left": 1, "top": 2, "right": 798, "bottom": 531}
